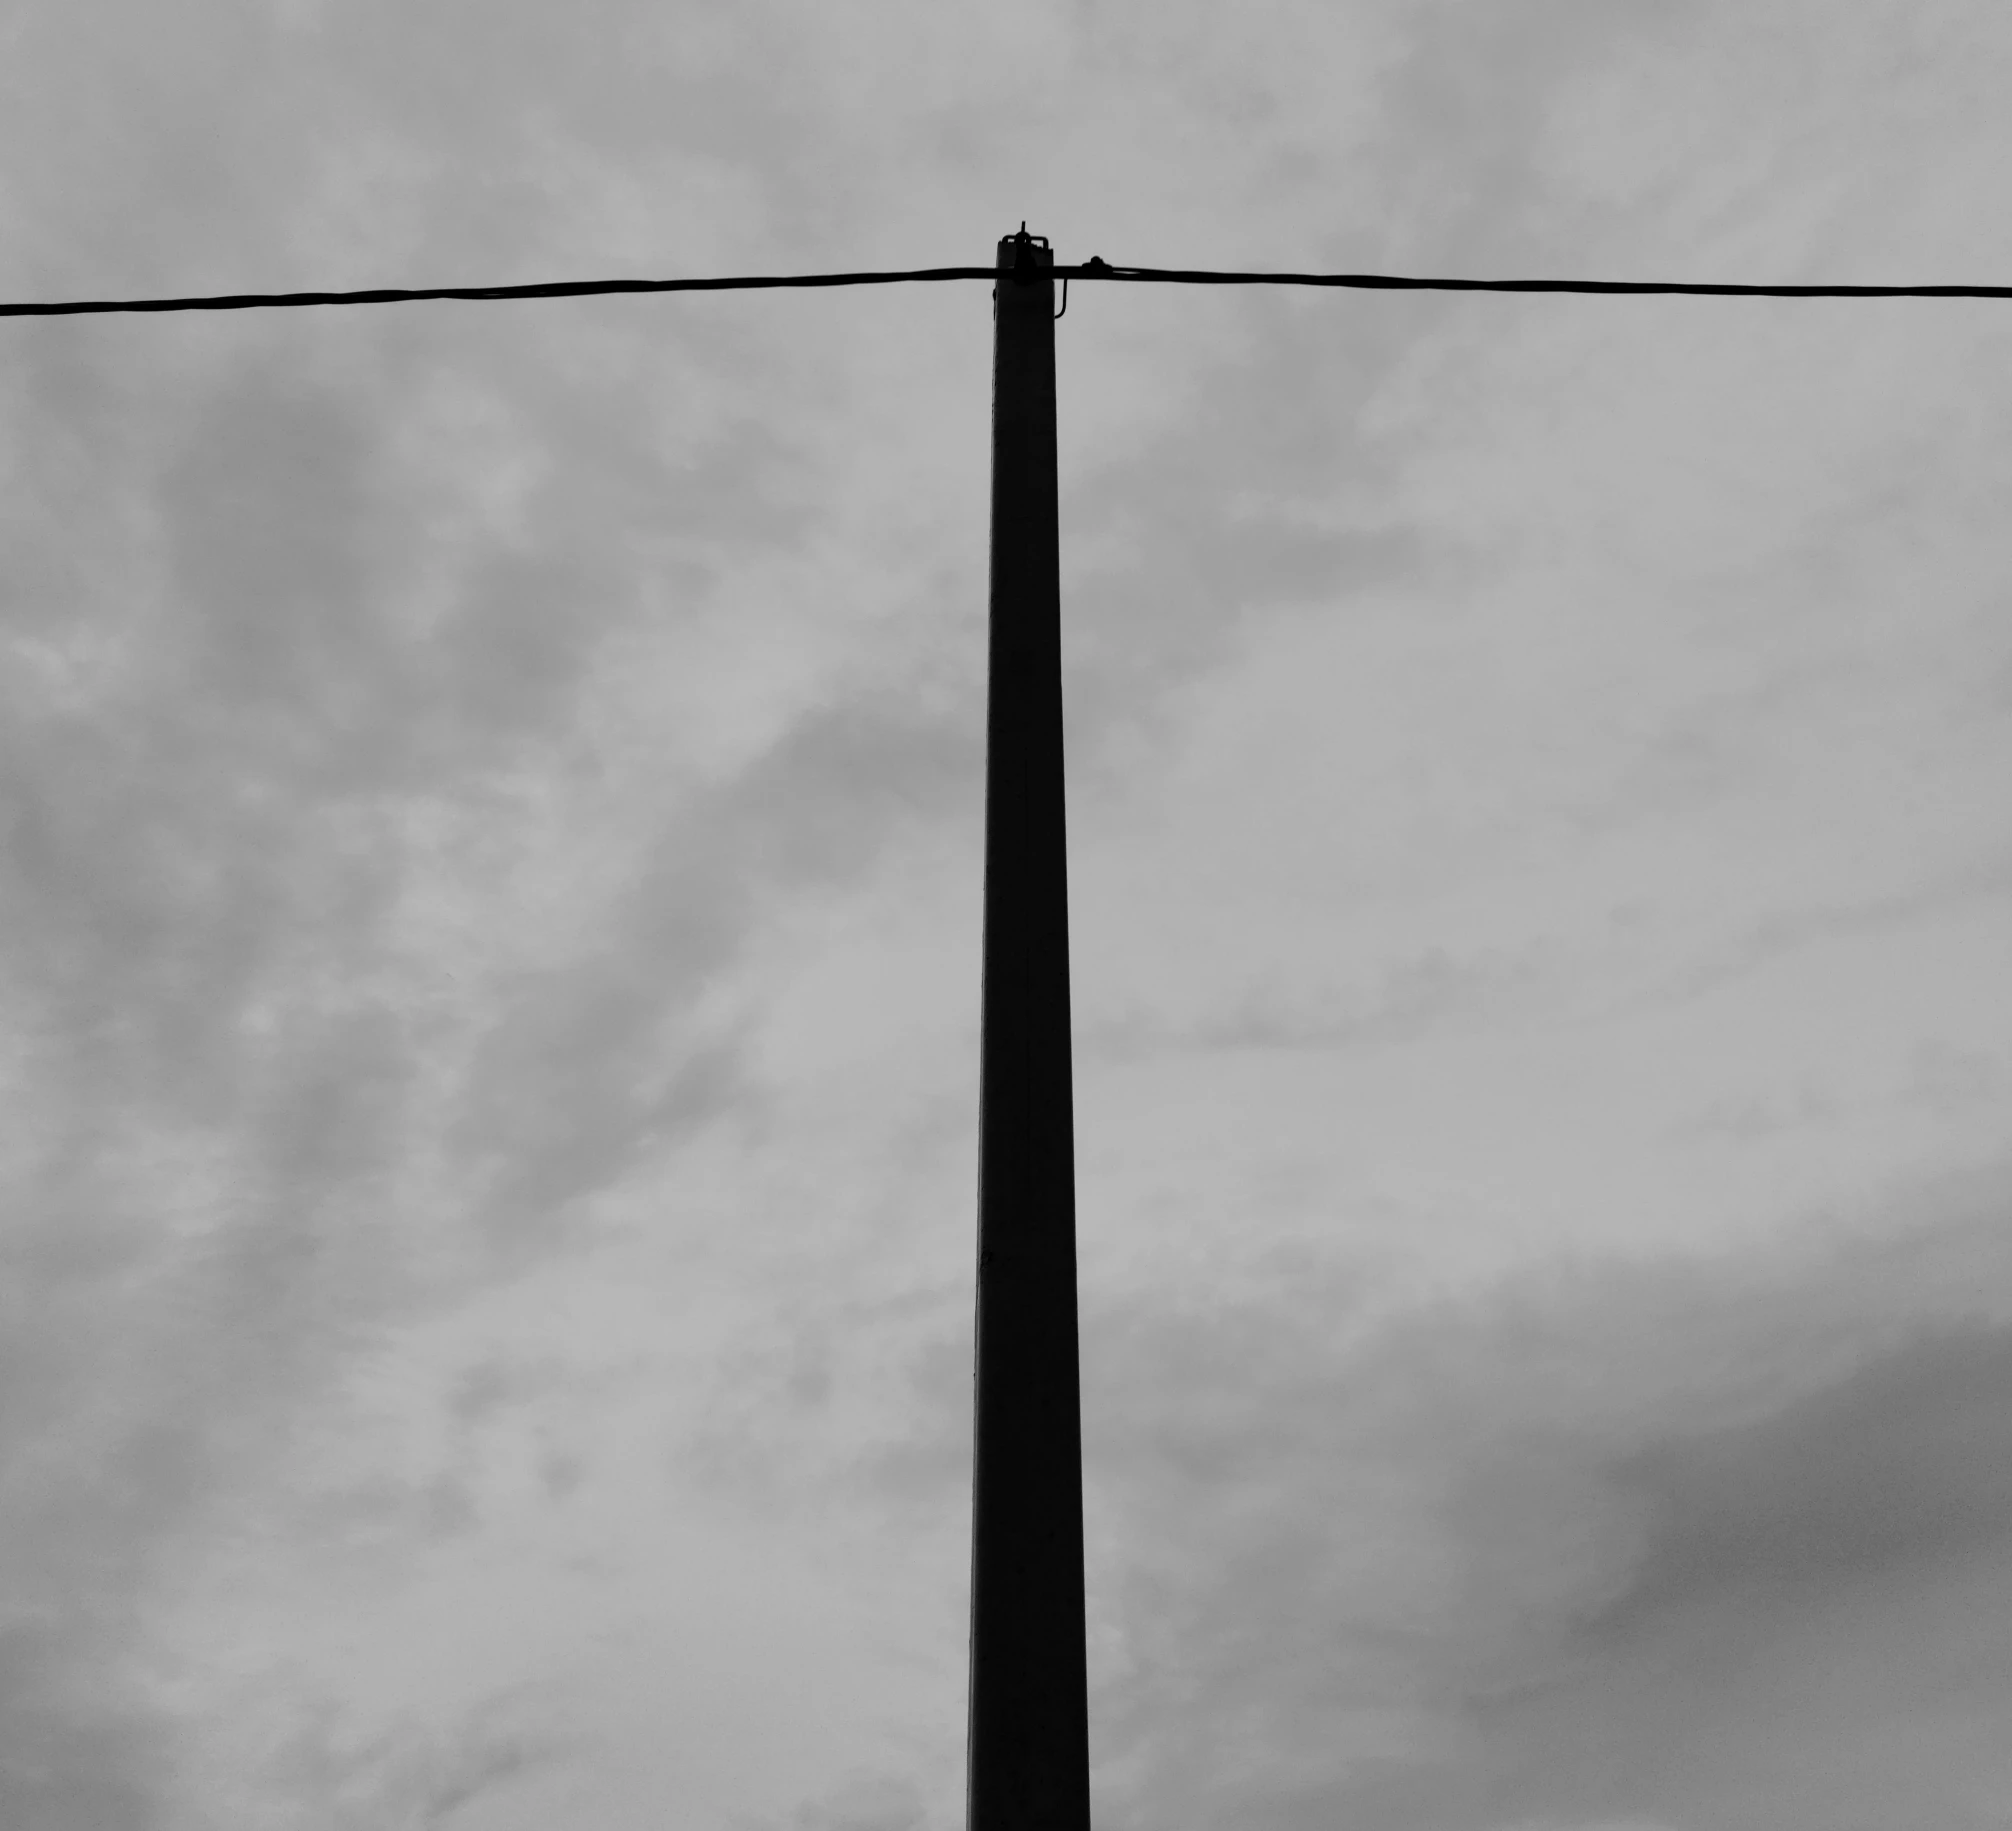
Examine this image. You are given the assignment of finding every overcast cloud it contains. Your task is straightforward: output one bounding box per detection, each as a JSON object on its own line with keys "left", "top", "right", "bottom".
{"left": 2, "top": 2, "right": 2010, "bottom": 1827}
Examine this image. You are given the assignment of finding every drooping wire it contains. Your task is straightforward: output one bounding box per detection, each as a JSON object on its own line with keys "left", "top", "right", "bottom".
{"left": 6, "top": 260, "right": 2012, "bottom": 318}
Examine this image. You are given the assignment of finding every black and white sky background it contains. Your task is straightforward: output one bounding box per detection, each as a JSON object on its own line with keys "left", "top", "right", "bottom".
{"left": 4, "top": 4, "right": 2012, "bottom": 1827}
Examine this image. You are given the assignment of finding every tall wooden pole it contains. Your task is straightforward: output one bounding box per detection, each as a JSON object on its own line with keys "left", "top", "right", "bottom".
{"left": 964, "top": 227, "right": 1092, "bottom": 1830}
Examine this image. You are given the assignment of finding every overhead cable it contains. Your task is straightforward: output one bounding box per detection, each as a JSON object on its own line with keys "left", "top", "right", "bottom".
{"left": 0, "top": 267, "right": 1003, "bottom": 318}
{"left": 6, "top": 261, "right": 2012, "bottom": 318}
{"left": 1080, "top": 261, "right": 2012, "bottom": 296}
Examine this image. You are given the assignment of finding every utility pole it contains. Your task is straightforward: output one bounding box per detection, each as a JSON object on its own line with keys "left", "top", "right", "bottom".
{"left": 964, "top": 226, "right": 1093, "bottom": 1830}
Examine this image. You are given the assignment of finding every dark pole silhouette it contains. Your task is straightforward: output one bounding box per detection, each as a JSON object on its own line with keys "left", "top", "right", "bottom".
{"left": 963, "top": 226, "right": 1093, "bottom": 1831}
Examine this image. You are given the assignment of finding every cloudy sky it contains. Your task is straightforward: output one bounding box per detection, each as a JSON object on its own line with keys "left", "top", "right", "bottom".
{"left": 3, "top": 3, "right": 2011, "bottom": 1827}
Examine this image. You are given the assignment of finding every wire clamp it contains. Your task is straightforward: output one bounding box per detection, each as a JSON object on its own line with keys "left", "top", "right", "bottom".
{"left": 1008, "top": 222, "right": 1049, "bottom": 285}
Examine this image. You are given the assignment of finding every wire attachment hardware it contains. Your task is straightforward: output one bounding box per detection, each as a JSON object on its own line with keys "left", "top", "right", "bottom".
{"left": 1007, "top": 222, "right": 1051, "bottom": 285}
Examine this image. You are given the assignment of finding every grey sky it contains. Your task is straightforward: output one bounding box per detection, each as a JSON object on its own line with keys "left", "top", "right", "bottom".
{"left": 2, "top": 3, "right": 2010, "bottom": 1827}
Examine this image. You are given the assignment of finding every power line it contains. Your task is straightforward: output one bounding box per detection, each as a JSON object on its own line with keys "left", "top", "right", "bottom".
{"left": 1083, "top": 261, "right": 2012, "bottom": 296}
{"left": 0, "top": 266, "right": 1002, "bottom": 318}
{"left": 6, "top": 260, "right": 2012, "bottom": 318}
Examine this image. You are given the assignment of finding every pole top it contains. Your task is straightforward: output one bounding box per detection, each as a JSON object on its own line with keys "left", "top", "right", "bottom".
{"left": 998, "top": 224, "right": 1053, "bottom": 282}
